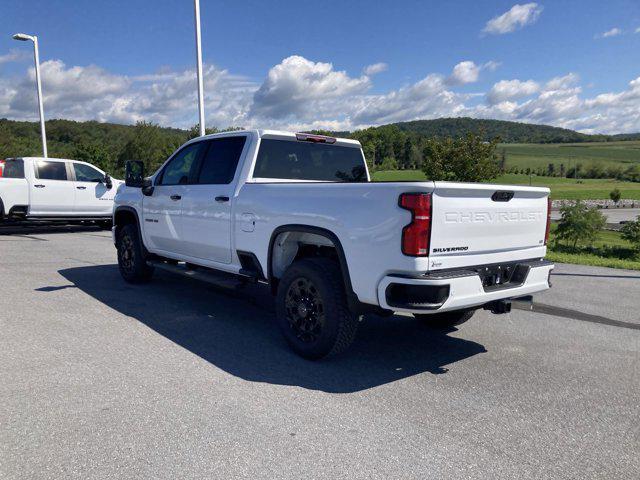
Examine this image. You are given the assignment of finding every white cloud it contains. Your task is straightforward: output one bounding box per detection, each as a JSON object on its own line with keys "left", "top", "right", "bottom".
{"left": 483, "top": 3, "right": 543, "bottom": 35}
{"left": 363, "top": 62, "right": 388, "bottom": 76}
{"left": 251, "top": 55, "right": 370, "bottom": 120}
{"left": 1, "top": 59, "right": 255, "bottom": 127}
{"left": 598, "top": 27, "right": 623, "bottom": 38}
{"left": 447, "top": 61, "right": 481, "bottom": 85}
{"left": 636, "top": 27, "right": 640, "bottom": 34}
{"left": 483, "top": 60, "right": 502, "bottom": 71}
{"left": 351, "top": 74, "right": 466, "bottom": 125}
{"left": 545, "top": 73, "right": 579, "bottom": 91}
{"left": 0, "top": 49, "right": 29, "bottom": 67}
{"left": 1, "top": 53, "right": 640, "bottom": 135}
{"left": 487, "top": 79, "right": 540, "bottom": 104}
{"left": 446, "top": 60, "right": 500, "bottom": 86}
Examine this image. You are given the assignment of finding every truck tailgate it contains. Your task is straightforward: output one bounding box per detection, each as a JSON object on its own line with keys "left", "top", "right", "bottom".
{"left": 429, "top": 182, "right": 549, "bottom": 270}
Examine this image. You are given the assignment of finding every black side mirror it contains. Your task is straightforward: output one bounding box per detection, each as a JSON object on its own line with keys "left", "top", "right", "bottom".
{"left": 125, "top": 160, "right": 145, "bottom": 188}
{"left": 104, "top": 174, "right": 113, "bottom": 189}
{"left": 142, "top": 178, "right": 154, "bottom": 196}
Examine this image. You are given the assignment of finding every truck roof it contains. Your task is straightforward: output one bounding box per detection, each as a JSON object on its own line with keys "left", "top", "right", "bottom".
{"left": 188, "top": 129, "right": 362, "bottom": 148}
{"left": 15, "top": 157, "right": 74, "bottom": 162}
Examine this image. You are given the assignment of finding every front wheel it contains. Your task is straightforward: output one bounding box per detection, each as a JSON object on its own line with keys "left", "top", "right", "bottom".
{"left": 117, "top": 224, "right": 154, "bottom": 283}
{"left": 276, "top": 258, "right": 359, "bottom": 360}
{"left": 414, "top": 309, "right": 475, "bottom": 329}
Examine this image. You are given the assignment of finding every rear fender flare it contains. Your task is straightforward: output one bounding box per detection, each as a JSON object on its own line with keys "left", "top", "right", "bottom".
{"left": 267, "top": 224, "right": 355, "bottom": 301}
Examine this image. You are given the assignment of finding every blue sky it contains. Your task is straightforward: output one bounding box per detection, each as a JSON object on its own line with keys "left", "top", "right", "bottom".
{"left": 1, "top": 1, "right": 639, "bottom": 133}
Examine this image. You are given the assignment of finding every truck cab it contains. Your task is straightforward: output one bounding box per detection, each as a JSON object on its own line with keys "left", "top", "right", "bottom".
{"left": 0, "top": 157, "right": 120, "bottom": 223}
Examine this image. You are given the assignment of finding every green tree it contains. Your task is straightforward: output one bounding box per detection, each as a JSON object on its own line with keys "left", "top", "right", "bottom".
{"left": 547, "top": 163, "right": 555, "bottom": 176}
{"left": 555, "top": 201, "right": 606, "bottom": 248}
{"left": 498, "top": 149, "right": 507, "bottom": 173}
{"left": 609, "top": 188, "right": 622, "bottom": 205}
{"left": 117, "top": 121, "right": 183, "bottom": 174}
{"left": 73, "top": 141, "right": 117, "bottom": 176}
{"left": 621, "top": 216, "right": 640, "bottom": 252}
{"left": 421, "top": 133, "right": 500, "bottom": 182}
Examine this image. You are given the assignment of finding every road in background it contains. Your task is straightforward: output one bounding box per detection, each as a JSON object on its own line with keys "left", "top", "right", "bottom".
{"left": 551, "top": 207, "right": 640, "bottom": 223}
{"left": 1, "top": 227, "right": 638, "bottom": 479}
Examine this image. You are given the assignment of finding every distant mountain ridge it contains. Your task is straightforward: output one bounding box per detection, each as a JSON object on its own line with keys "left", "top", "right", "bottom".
{"left": 388, "top": 118, "right": 640, "bottom": 143}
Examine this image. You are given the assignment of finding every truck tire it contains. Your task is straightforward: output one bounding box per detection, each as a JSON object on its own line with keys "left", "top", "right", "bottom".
{"left": 117, "top": 224, "right": 154, "bottom": 283}
{"left": 414, "top": 309, "right": 475, "bottom": 329}
{"left": 276, "top": 257, "right": 359, "bottom": 360}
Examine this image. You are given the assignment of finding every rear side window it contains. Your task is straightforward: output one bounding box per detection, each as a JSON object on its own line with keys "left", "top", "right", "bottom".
{"left": 197, "top": 136, "right": 246, "bottom": 184}
{"left": 36, "top": 161, "right": 68, "bottom": 181}
{"left": 74, "top": 163, "right": 103, "bottom": 182}
{"left": 2, "top": 159, "right": 25, "bottom": 179}
{"left": 254, "top": 139, "right": 367, "bottom": 182}
{"left": 158, "top": 143, "right": 202, "bottom": 186}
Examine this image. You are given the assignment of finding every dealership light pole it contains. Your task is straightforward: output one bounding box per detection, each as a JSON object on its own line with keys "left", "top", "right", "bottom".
{"left": 193, "top": 0, "right": 205, "bottom": 136}
{"left": 12, "top": 33, "right": 47, "bottom": 157}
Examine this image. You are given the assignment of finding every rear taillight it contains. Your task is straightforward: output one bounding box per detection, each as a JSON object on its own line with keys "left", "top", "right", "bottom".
{"left": 544, "top": 197, "right": 552, "bottom": 245}
{"left": 399, "top": 193, "right": 432, "bottom": 256}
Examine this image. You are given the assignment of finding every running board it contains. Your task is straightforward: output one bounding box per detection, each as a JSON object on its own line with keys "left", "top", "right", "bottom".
{"left": 147, "top": 260, "right": 246, "bottom": 290}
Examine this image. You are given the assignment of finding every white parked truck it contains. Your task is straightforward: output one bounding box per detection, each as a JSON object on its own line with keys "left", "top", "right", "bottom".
{"left": 113, "top": 130, "right": 553, "bottom": 359}
{"left": 0, "top": 157, "right": 120, "bottom": 226}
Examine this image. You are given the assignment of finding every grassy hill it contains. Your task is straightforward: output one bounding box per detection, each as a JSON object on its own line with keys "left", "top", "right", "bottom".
{"left": 393, "top": 117, "right": 602, "bottom": 143}
{"left": 499, "top": 141, "right": 640, "bottom": 173}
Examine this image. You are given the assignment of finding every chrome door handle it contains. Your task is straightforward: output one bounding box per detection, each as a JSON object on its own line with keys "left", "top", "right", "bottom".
{"left": 170, "top": 195, "right": 182, "bottom": 201}
{"left": 34, "top": 184, "right": 45, "bottom": 188}
{"left": 76, "top": 186, "right": 87, "bottom": 190}
{"left": 215, "top": 196, "right": 229, "bottom": 202}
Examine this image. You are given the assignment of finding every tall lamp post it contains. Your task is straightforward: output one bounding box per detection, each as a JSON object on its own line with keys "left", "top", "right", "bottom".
{"left": 12, "top": 33, "right": 47, "bottom": 158}
{"left": 193, "top": 0, "right": 205, "bottom": 136}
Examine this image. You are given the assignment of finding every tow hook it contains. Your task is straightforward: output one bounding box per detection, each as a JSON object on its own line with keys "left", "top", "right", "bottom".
{"left": 484, "top": 299, "right": 512, "bottom": 314}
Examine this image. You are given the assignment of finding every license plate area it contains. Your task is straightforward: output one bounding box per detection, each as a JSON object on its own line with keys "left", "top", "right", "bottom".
{"left": 475, "top": 262, "right": 531, "bottom": 292}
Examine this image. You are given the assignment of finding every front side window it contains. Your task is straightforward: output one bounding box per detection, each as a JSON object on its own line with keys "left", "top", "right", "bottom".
{"left": 253, "top": 139, "right": 367, "bottom": 182}
{"left": 37, "top": 161, "right": 68, "bottom": 181}
{"left": 197, "top": 136, "right": 246, "bottom": 184}
{"left": 158, "top": 143, "right": 202, "bottom": 186}
{"left": 2, "top": 159, "right": 25, "bottom": 179}
{"left": 74, "top": 163, "right": 103, "bottom": 182}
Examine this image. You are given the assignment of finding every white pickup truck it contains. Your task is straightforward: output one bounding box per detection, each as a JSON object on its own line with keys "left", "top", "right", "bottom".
{"left": 0, "top": 157, "right": 120, "bottom": 226}
{"left": 113, "top": 130, "right": 553, "bottom": 359}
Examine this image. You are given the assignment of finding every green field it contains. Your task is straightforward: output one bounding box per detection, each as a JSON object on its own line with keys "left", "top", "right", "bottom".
{"left": 547, "top": 226, "right": 640, "bottom": 270}
{"left": 499, "top": 141, "right": 640, "bottom": 171}
{"left": 372, "top": 170, "right": 640, "bottom": 200}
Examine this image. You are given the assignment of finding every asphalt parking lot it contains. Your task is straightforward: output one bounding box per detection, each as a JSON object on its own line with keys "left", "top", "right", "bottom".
{"left": 1, "top": 225, "right": 638, "bottom": 479}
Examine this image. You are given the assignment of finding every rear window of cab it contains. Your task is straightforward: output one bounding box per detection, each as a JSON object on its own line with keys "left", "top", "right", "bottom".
{"left": 0, "top": 159, "right": 25, "bottom": 179}
{"left": 253, "top": 139, "right": 367, "bottom": 182}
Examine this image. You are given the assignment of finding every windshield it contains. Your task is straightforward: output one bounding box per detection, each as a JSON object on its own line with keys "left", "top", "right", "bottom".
{"left": 254, "top": 139, "right": 367, "bottom": 182}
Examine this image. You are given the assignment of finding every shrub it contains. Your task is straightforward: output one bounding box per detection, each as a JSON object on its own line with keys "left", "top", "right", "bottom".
{"left": 421, "top": 133, "right": 500, "bottom": 182}
{"left": 555, "top": 201, "right": 607, "bottom": 248}
{"left": 621, "top": 217, "right": 640, "bottom": 252}
{"left": 609, "top": 188, "right": 622, "bottom": 205}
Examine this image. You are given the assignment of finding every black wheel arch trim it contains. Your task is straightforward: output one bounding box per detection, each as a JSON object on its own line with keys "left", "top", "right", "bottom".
{"left": 267, "top": 224, "right": 356, "bottom": 302}
{"left": 113, "top": 206, "right": 147, "bottom": 252}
